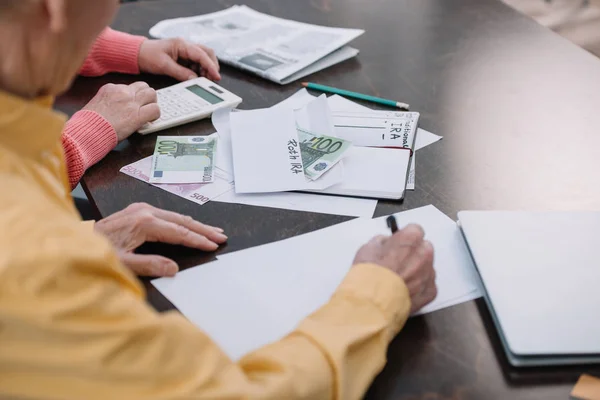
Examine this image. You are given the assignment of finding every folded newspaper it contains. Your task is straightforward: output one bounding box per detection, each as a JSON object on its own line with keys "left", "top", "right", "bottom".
{"left": 149, "top": 5, "right": 364, "bottom": 85}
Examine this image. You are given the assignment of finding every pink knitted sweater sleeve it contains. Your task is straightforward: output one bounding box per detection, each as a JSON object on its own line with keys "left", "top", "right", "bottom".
{"left": 79, "top": 27, "right": 146, "bottom": 77}
{"left": 63, "top": 28, "right": 147, "bottom": 189}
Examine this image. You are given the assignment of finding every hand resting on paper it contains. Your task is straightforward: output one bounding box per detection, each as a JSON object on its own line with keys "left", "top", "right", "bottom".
{"left": 353, "top": 224, "right": 437, "bottom": 313}
{"left": 82, "top": 82, "right": 160, "bottom": 142}
{"left": 94, "top": 203, "right": 227, "bottom": 277}
{"left": 138, "top": 38, "right": 221, "bottom": 81}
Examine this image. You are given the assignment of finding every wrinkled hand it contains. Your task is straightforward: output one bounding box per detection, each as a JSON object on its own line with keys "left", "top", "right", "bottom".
{"left": 94, "top": 203, "right": 227, "bottom": 277}
{"left": 353, "top": 224, "right": 437, "bottom": 313}
{"left": 83, "top": 82, "right": 159, "bottom": 142}
{"left": 138, "top": 38, "right": 221, "bottom": 82}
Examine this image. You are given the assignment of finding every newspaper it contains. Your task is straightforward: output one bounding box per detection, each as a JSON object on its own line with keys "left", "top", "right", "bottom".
{"left": 149, "top": 5, "right": 364, "bottom": 85}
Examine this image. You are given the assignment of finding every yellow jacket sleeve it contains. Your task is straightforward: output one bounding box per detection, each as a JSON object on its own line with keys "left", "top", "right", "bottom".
{"left": 0, "top": 178, "right": 411, "bottom": 400}
{"left": 81, "top": 219, "right": 95, "bottom": 230}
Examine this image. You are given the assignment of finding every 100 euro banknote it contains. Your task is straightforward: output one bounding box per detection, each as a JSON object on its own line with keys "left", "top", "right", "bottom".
{"left": 150, "top": 136, "right": 217, "bottom": 184}
{"left": 297, "top": 128, "right": 352, "bottom": 181}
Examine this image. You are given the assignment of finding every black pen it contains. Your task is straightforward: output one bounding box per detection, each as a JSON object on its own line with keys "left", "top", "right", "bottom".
{"left": 386, "top": 215, "right": 398, "bottom": 234}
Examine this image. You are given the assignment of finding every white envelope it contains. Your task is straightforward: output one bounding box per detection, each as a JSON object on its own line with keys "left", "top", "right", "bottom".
{"left": 230, "top": 108, "right": 308, "bottom": 193}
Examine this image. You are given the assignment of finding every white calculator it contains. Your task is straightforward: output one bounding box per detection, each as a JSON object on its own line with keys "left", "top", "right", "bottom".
{"left": 138, "top": 77, "right": 242, "bottom": 135}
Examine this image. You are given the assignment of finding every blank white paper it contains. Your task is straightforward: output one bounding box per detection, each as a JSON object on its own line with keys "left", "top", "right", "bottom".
{"left": 153, "top": 205, "right": 481, "bottom": 360}
{"left": 212, "top": 188, "right": 377, "bottom": 217}
{"left": 310, "top": 146, "right": 410, "bottom": 199}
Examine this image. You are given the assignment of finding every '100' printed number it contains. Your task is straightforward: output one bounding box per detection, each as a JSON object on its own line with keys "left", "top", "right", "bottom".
{"left": 304, "top": 137, "right": 342, "bottom": 154}
{"left": 157, "top": 140, "right": 178, "bottom": 155}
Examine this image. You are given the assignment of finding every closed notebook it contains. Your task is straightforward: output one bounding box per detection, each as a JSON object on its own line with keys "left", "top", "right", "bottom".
{"left": 458, "top": 211, "right": 600, "bottom": 367}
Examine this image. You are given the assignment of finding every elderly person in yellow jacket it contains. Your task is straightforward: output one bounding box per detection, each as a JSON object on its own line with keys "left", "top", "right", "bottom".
{"left": 0, "top": 1, "right": 437, "bottom": 399}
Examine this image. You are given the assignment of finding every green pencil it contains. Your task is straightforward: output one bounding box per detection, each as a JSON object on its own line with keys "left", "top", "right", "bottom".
{"left": 301, "top": 82, "right": 410, "bottom": 110}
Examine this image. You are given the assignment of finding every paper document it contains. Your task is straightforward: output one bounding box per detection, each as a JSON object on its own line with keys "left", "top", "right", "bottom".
{"left": 407, "top": 156, "right": 416, "bottom": 190}
{"left": 415, "top": 128, "right": 442, "bottom": 150}
{"left": 149, "top": 5, "right": 364, "bottom": 84}
{"left": 325, "top": 93, "right": 442, "bottom": 150}
{"left": 213, "top": 188, "right": 377, "bottom": 217}
{"left": 211, "top": 107, "right": 236, "bottom": 175}
{"left": 153, "top": 205, "right": 482, "bottom": 360}
{"left": 308, "top": 146, "right": 411, "bottom": 199}
{"left": 331, "top": 110, "right": 420, "bottom": 149}
{"left": 276, "top": 89, "right": 443, "bottom": 191}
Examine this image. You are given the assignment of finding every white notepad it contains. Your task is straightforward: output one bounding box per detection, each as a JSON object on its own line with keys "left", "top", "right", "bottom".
{"left": 458, "top": 211, "right": 600, "bottom": 367}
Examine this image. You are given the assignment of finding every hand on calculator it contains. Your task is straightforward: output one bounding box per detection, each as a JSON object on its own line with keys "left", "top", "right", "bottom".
{"left": 82, "top": 82, "right": 160, "bottom": 142}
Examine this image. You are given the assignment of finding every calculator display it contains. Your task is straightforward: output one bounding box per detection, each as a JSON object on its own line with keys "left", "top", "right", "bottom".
{"left": 185, "top": 84, "right": 224, "bottom": 104}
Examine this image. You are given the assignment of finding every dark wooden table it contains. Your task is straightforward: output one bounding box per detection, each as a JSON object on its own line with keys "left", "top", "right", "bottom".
{"left": 55, "top": 0, "right": 600, "bottom": 398}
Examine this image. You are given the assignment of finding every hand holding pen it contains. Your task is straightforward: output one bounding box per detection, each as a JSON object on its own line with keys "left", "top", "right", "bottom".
{"left": 353, "top": 216, "right": 438, "bottom": 313}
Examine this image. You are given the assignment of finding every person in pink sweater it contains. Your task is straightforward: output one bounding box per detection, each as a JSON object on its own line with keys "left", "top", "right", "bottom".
{"left": 63, "top": 28, "right": 225, "bottom": 278}
{"left": 63, "top": 27, "right": 221, "bottom": 188}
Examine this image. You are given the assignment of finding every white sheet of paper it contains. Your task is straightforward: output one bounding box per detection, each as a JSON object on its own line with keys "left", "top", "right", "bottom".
{"left": 310, "top": 146, "right": 410, "bottom": 199}
{"left": 213, "top": 188, "right": 377, "bottom": 217}
{"left": 414, "top": 128, "right": 442, "bottom": 151}
{"left": 407, "top": 155, "right": 415, "bottom": 190}
{"left": 153, "top": 205, "right": 481, "bottom": 360}
{"left": 294, "top": 94, "right": 335, "bottom": 134}
{"left": 330, "top": 110, "right": 420, "bottom": 148}
{"left": 271, "top": 88, "right": 318, "bottom": 111}
{"left": 326, "top": 94, "right": 441, "bottom": 150}
{"left": 211, "top": 108, "right": 235, "bottom": 175}
{"left": 230, "top": 108, "right": 308, "bottom": 193}
{"left": 414, "top": 288, "right": 482, "bottom": 316}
